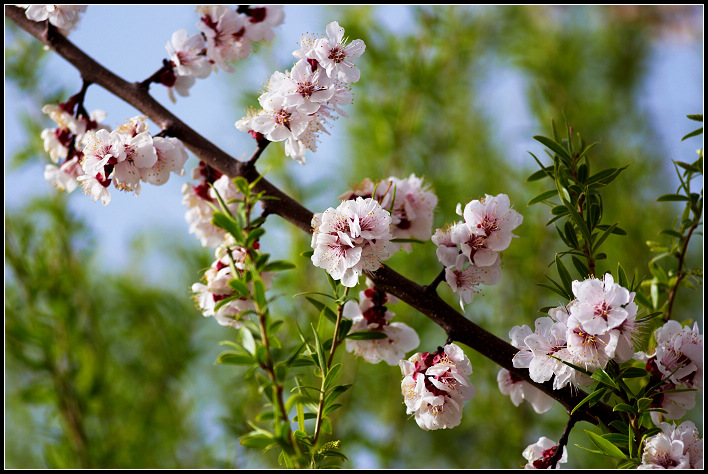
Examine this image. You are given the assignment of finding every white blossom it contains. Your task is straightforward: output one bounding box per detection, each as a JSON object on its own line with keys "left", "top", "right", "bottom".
{"left": 343, "top": 285, "right": 419, "bottom": 365}
{"left": 400, "top": 343, "right": 475, "bottom": 431}
{"left": 311, "top": 197, "right": 393, "bottom": 287}
{"left": 497, "top": 368, "right": 554, "bottom": 414}
{"left": 522, "top": 436, "right": 567, "bottom": 469}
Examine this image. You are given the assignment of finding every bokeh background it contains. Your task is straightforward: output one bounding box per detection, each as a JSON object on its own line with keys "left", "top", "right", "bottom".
{"left": 5, "top": 5, "right": 703, "bottom": 468}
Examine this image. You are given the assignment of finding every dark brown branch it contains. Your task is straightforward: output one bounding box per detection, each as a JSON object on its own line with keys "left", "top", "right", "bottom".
{"left": 6, "top": 5, "right": 617, "bottom": 426}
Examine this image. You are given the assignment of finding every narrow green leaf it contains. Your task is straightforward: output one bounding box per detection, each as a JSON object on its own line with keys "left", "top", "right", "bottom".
{"left": 585, "top": 430, "right": 628, "bottom": 459}
{"left": 613, "top": 403, "right": 638, "bottom": 414}
{"left": 555, "top": 255, "right": 573, "bottom": 295}
{"left": 534, "top": 135, "right": 572, "bottom": 162}
{"left": 592, "top": 222, "right": 618, "bottom": 253}
{"left": 591, "top": 367, "right": 619, "bottom": 389}
{"left": 345, "top": 330, "right": 389, "bottom": 340}
{"left": 263, "top": 260, "right": 297, "bottom": 273}
{"left": 527, "top": 189, "right": 558, "bottom": 206}
{"left": 312, "top": 324, "right": 327, "bottom": 376}
{"left": 681, "top": 127, "right": 703, "bottom": 141}
{"left": 571, "top": 387, "right": 606, "bottom": 415}
{"left": 656, "top": 194, "right": 690, "bottom": 202}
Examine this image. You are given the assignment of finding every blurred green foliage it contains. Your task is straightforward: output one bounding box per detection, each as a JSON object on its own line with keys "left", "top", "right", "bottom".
{"left": 5, "top": 4, "right": 702, "bottom": 470}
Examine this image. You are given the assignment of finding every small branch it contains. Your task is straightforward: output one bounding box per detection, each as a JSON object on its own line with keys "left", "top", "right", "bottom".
{"left": 424, "top": 268, "right": 446, "bottom": 293}
{"left": 664, "top": 223, "right": 698, "bottom": 322}
{"left": 550, "top": 413, "right": 578, "bottom": 468}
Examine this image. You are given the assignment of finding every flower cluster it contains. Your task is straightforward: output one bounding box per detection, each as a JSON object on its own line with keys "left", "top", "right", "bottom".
{"left": 639, "top": 420, "right": 703, "bottom": 469}
{"left": 432, "top": 193, "right": 522, "bottom": 309}
{"left": 343, "top": 282, "right": 419, "bottom": 365}
{"left": 17, "top": 4, "right": 86, "bottom": 36}
{"left": 399, "top": 343, "right": 475, "bottom": 431}
{"left": 339, "top": 174, "right": 438, "bottom": 253}
{"left": 236, "top": 21, "right": 366, "bottom": 164}
{"left": 192, "top": 236, "right": 272, "bottom": 328}
{"left": 77, "top": 115, "right": 188, "bottom": 205}
{"left": 310, "top": 197, "right": 393, "bottom": 288}
{"left": 181, "top": 162, "right": 245, "bottom": 248}
{"left": 41, "top": 98, "right": 109, "bottom": 194}
{"left": 496, "top": 368, "right": 554, "bottom": 414}
{"left": 160, "top": 5, "right": 284, "bottom": 102}
{"left": 510, "top": 273, "right": 640, "bottom": 390}
{"left": 641, "top": 320, "right": 703, "bottom": 421}
{"left": 522, "top": 436, "right": 567, "bottom": 469}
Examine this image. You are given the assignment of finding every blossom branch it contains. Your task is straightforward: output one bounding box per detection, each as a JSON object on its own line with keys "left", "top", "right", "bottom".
{"left": 6, "top": 5, "right": 617, "bottom": 426}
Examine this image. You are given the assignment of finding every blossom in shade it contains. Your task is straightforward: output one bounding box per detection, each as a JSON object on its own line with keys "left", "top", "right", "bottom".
{"left": 497, "top": 368, "right": 554, "bottom": 414}
{"left": 639, "top": 421, "right": 703, "bottom": 469}
{"left": 192, "top": 237, "right": 274, "bottom": 328}
{"left": 399, "top": 343, "right": 475, "bottom": 431}
{"left": 310, "top": 197, "right": 393, "bottom": 287}
{"left": 444, "top": 255, "right": 501, "bottom": 309}
{"left": 522, "top": 436, "right": 567, "bottom": 469}
{"left": 653, "top": 320, "right": 703, "bottom": 390}
{"left": 181, "top": 163, "right": 244, "bottom": 248}
{"left": 343, "top": 284, "right": 419, "bottom": 365}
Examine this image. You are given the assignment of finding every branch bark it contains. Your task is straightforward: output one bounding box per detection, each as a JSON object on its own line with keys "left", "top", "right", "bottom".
{"left": 6, "top": 5, "right": 617, "bottom": 426}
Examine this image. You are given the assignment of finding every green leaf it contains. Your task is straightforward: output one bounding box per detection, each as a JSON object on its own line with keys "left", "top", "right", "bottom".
{"left": 656, "top": 194, "right": 690, "bottom": 202}
{"left": 681, "top": 127, "right": 703, "bottom": 141}
{"left": 686, "top": 113, "right": 703, "bottom": 122}
{"left": 620, "top": 367, "right": 648, "bottom": 379}
{"left": 212, "top": 211, "right": 244, "bottom": 241}
{"left": 571, "top": 387, "right": 606, "bottom": 415}
{"left": 216, "top": 351, "right": 254, "bottom": 365}
{"left": 263, "top": 260, "right": 297, "bottom": 273}
{"left": 592, "top": 222, "right": 618, "bottom": 253}
{"left": 555, "top": 255, "right": 573, "bottom": 295}
{"left": 591, "top": 367, "right": 619, "bottom": 389}
{"left": 534, "top": 135, "right": 572, "bottom": 162}
{"left": 527, "top": 189, "right": 558, "bottom": 206}
{"left": 585, "top": 430, "right": 628, "bottom": 459}
{"left": 312, "top": 324, "right": 327, "bottom": 375}
{"left": 613, "top": 403, "right": 637, "bottom": 414}
{"left": 228, "top": 278, "right": 250, "bottom": 297}
{"left": 345, "top": 330, "right": 389, "bottom": 340}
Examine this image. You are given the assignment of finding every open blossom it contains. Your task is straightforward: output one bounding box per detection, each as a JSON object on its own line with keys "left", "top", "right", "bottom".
{"left": 653, "top": 320, "right": 703, "bottom": 390}
{"left": 312, "top": 20, "right": 366, "bottom": 83}
{"left": 497, "top": 368, "right": 554, "bottom": 414}
{"left": 639, "top": 421, "right": 703, "bottom": 469}
{"left": 166, "top": 29, "right": 212, "bottom": 79}
{"left": 452, "top": 193, "right": 523, "bottom": 267}
{"left": 522, "top": 437, "right": 567, "bottom": 469}
{"left": 569, "top": 273, "right": 635, "bottom": 336}
{"left": 344, "top": 284, "right": 419, "bottom": 365}
{"left": 400, "top": 343, "right": 475, "bottom": 431}
{"left": 445, "top": 254, "right": 501, "bottom": 309}
{"left": 77, "top": 116, "right": 187, "bottom": 205}
{"left": 18, "top": 5, "right": 86, "bottom": 35}
{"left": 237, "top": 21, "right": 364, "bottom": 164}
{"left": 311, "top": 197, "right": 393, "bottom": 287}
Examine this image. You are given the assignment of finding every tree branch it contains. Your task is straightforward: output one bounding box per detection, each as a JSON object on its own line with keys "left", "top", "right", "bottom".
{"left": 6, "top": 5, "right": 617, "bottom": 426}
